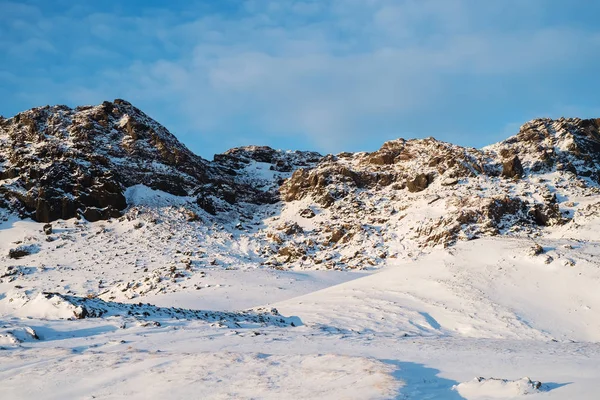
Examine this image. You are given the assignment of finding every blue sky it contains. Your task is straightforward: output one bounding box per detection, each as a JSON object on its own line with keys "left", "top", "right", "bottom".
{"left": 1, "top": 0, "right": 600, "bottom": 158}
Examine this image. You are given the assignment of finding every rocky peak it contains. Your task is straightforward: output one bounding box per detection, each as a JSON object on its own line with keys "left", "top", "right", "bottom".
{"left": 0, "top": 100, "right": 213, "bottom": 222}
{"left": 0, "top": 103, "right": 599, "bottom": 270}
{"left": 364, "top": 137, "right": 490, "bottom": 178}
{"left": 488, "top": 117, "right": 600, "bottom": 182}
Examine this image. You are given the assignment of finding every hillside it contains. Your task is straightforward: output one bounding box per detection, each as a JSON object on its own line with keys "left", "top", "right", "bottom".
{"left": 1, "top": 101, "right": 600, "bottom": 399}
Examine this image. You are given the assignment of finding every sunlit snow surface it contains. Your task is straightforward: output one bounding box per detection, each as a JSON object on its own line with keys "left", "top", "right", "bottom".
{"left": 1, "top": 184, "right": 600, "bottom": 399}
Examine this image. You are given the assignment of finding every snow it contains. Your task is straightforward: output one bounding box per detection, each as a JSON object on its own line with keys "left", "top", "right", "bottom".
{"left": 0, "top": 351, "right": 400, "bottom": 400}
{"left": 1, "top": 164, "right": 600, "bottom": 398}
{"left": 125, "top": 184, "right": 192, "bottom": 207}
{"left": 453, "top": 377, "right": 546, "bottom": 399}
{"left": 2, "top": 215, "right": 600, "bottom": 399}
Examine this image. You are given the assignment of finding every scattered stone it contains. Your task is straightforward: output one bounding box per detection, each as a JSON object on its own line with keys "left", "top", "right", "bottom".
{"left": 441, "top": 177, "right": 459, "bottom": 186}
{"left": 186, "top": 211, "right": 200, "bottom": 222}
{"left": 278, "top": 222, "right": 303, "bottom": 236}
{"left": 329, "top": 228, "right": 346, "bottom": 244}
{"left": 1, "top": 266, "right": 19, "bottom": 279}
{"left": 563, "top": 259, "right": 575, "bottom": 267}
{"left": 73, "top": 305, "right": 89, "bottom": 319}
{"left": 529, "top": 244, "right": 544, "bottom": 256}
{"left": 24, "top": 327, "right": 39, "bottom": 340}
{"left": 43, "top": 223, "right": 53, "bottom": 235}
{"left": 8, "top": 245, "right": 39, "bottom": 259}
{"left": 300, "top": 208, "right": 316, "bottom": 218}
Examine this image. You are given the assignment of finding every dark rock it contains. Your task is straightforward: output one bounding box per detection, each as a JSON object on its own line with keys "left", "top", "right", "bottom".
{"left": 8, "top": 244, "right": 38, "bottom": 259}
{"left": 529, "top": 244, "right": 544, "bottom": 256}
{"left": 196, "top": 196, "right": 216, "bottom": 215}
{"left": 300, "top": 208, "right": 316, "bottom": 218}
{"left": 73, "top": 305, "right": 89, "bottom": 319}
{"left": 502, "top": 155, "right": 524, "bottom": 179}
{"left": 406, "top": 174, "right": 433, "bottom": 193}
{"left": 0, "top": 100, "right": 210, "bottom": 222}
{"left": 530, "top": 203, "right": 562, "bottom": 226}
{"left": 82, "top": 207, "right": 121, "bottom": 222}
{"left": 484, "top": 196, "right": 529, "bottom": 223}
{"left": 0, "top": 100, "right": 325, "bottom": 223}
{"left": 43, "top": 223, "right": 52, "bottom": 235}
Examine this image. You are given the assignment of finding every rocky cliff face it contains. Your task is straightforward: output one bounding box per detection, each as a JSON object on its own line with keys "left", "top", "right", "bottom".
{"left": 0, "top": 101, "right": 599, "bottom": 270}
{"left": 0, "top": 100, "right": 321, "bottom": 222}
{"left": 487, "top": 118, "right": 600, "bottom": 181}
{"left": 0, "top": 100, "right": 212, "bottom": 221}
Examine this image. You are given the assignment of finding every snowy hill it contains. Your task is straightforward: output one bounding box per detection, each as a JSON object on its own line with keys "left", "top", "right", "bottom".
{"left": 1, "top": 101, "right": 600, "bottom": 399}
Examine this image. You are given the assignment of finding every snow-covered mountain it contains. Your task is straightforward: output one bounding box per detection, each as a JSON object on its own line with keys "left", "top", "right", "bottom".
{"left": 2, "top": 101, "right": 600, "bottom": 399}
{"left": 0, "top": 100, "right": 321, "bottom": 222}
{"left": 1, "top": 100, "right": 598, "bottom": 271}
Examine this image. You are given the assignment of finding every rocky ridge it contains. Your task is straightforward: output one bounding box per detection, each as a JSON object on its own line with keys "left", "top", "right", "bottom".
{"left": 1, "top": 100, "right": 599, "bottom": 275}
{"left": 0, "top": 100, "right": 321, "bottom": 222}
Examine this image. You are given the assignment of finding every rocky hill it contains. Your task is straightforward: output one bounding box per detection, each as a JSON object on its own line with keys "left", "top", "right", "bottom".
{"left": 1, "top": 100, "right": 599, "bottom": 275}
{"left": 0, "top": 100, "right": 321, "bottom": 222}
{"left": 2, "top": 101, "right": 600, "bottom": 400}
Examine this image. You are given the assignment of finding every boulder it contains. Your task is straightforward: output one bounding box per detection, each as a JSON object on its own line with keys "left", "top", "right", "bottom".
{"left": 502, "top": 155, "right": 524, "bottom": 179}
{"left": 300, "top": 208, "right": 316, "bottom": 218}
{"left": 406, "top": 174, "right": 433, "bottom": 193}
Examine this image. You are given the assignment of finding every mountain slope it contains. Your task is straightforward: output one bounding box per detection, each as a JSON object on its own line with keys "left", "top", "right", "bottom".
{"left": 2, "top": 101, "right": 600, "bottom": 399}
{"left": 0, "top": 100, "right": 322, "bottom": 222}
{"left": 0, "top": 101, "right": 599, "bottom": 276}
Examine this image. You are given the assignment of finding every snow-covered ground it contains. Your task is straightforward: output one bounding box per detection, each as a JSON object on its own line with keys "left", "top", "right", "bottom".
{"left": 3, "top": 100, "right": 600, "bottom": 398}
{"left": 2, "top": 213, "right": 600, "bottom": 399}
{"left": 2, "top": 170, "right": 600, "bottom": 399}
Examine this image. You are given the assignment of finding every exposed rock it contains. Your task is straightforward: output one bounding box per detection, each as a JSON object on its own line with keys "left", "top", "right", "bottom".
{"left": 530, "top": 203, "right": 562, "bottom": 226}
{"left": 502, "top": 155, "right": 524, "bottom": 179}
{"left": 42, "top": 223, "right": 52, "bottom": 235}
{"left": 196, "top": 196, "right": 216, "bottom": 215}
{"left": 73, "top": 305, "right": 89, "bottom": 319}
{"left": 406, "top": 174, "right": 433, "bottom": 193}
{"left": 329, "top": 228, "right": 346, "bottom": 244}
{"left": 277, "top": 246, "right": 306, "bottom": 262}
{"left": 83, "top": 206, "right": 122, "bottom": 222}
{"left": 529, "top": 244, "right": 544, "bottom": 256}
{"left": 492, "top": 117, "right": 600, "bottom": 182}
{"left": 300, "top": 208, "right": 316, "bottom": 218}
{"left": 277, "top": 222, "right": 304, "bottom": 236}
{"left": 185, "top": 211, "right": 200, "bottom": 222}
{"left": 8, "top": 245, "right": 39, "bottom": 259}
{"left": 1, "top": 265, "right": 19, "bottom": 278}
{"left": 0, "top": 100, "right": 208, "bottom": 222}
{"left": 366, "top": 151, "right": 396, "bottom": 165}
{"left": 0, "top": 101, "right": 597, "bottom": 272}
{"left": 0, "top": 101, "right": 322, "bottom": 223}
{"left": 24, "top": 327, "right": 39, "bottom": 340}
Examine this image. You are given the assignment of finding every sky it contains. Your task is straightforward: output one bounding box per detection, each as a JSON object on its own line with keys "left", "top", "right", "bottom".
{"left": 1, "top": 0, "right": 600, "bottom": 159}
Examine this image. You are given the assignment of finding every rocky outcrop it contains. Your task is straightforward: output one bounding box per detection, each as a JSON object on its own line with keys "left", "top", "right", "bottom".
{"left": 406, "top": 174, "right": 433, "bottom": 192}
{"left": 0, "top": 100, "right": 210, "bottom": 222}
{"left": 0, "top": 101, "right": 322, "bottom": 222}
{"left": 490, "top": 117, "right": 600, "bottom": 182}
{"left": 0, "top": 101, "right": 598, "bottom": 270}
{"left": 501, "top": 156, "right": 524, "bottom": 179}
